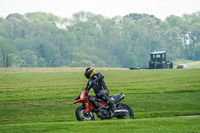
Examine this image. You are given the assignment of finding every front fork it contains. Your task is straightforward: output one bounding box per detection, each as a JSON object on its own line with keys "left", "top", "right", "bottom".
{"left": 82, "top": 99, "right": 93, "bottom": 118}
{"left": 82, "top": 102, "right": 93, "bottom": 119}
{"left": 82, "top": 98, "right": 89, "bottom": 114}
{"left": 84, "top": 102, "right": 89, "bottom": 113}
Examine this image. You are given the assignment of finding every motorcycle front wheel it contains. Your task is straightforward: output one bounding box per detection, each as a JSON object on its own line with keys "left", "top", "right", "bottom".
{"left": 116, "top": 103, "right": 134, "bottom": 119}
{"left": 75, "top": 106, "right": 95, "bottom": 121}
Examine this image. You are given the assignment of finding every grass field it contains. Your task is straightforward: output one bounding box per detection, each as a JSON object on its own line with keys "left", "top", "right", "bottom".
{"left": 173, "top": 60, "right": 200, "bottom": 68}
{"left": 0, "top": 68, "right": 200, "bottom": 132}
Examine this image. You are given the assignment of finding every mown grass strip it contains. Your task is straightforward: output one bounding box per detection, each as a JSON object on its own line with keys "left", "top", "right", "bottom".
{"left": 0, "top": 117, "right": 199, "bottom": 133}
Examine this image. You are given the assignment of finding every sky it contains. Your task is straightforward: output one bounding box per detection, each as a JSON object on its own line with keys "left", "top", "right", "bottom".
{"left": 0, "top": 0, "right": 200, "bottom": 20}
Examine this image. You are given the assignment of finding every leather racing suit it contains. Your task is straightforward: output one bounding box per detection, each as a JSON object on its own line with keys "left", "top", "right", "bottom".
{"left": 85, "top": 72, "right": 115, "bottom": 110}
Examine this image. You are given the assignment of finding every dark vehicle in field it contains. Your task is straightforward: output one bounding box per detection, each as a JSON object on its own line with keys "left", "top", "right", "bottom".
{"left": 73, "top": 84, "right": 134, "bottom": 121}
{"left": 149, "top": 51, "right": 173, "bottom": 69}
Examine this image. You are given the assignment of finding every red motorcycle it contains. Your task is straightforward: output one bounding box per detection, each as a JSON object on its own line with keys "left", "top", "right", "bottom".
{"left": 73, "top": 84, "right": 134, "bottom": 121}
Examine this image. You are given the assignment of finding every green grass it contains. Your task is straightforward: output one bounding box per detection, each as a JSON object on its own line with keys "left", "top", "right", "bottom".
{"left": 0, "top": 117, "right": 200, "bottom": 133}
{"left": 0, "top": 68, "right": 200, "bottom": 132}
{"left": 173, "top": 60, "right": 200, "bottom": 68}
{"left": 185, "top": 61, "right": 200, "bottom": 68}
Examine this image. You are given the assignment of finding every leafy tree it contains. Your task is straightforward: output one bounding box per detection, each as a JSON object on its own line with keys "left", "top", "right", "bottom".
{"left": 166, "top": 15, "right": 183, "bottom": 27}
{"left": 0, "top": 37, "right": 20, "bottom": 67}
{"left": 69, "top": 52, "right": 92, "bottom": 67}
{"left": 191, "top": 43, "right": 200, "bottom": 60}
{"left": 191, "top": 22, "right": 200, "bottom": 45}
{"left": 25, "top": 12, "right": 61, "bottom": 25}
{"left": 20, "top": 50, "right": 38, "bottom": 67}
{"left": 121, "top": 52, "right": 137, "bottom": 68}
{"left": 124, "top": 13, "right": 161, "bottom": 24}
{"left": 0, "top": 11, "right": 200, "bottom": 67}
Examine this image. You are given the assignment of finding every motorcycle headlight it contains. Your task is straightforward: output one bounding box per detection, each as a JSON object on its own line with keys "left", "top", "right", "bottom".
{"left": 80, "top": 93, "right": 84, "bottom": 99}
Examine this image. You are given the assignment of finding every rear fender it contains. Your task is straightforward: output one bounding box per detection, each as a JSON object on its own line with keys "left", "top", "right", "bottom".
{"left": 110, "top": 93, "right": 125, "bottom": 104}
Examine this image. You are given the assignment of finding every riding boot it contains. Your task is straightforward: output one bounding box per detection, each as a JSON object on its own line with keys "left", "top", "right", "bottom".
{"left": 106, "top": 99, "right": 116, "bottom": 117}
{"left": 104, "top": 96, "right": 116, "bottom": 110}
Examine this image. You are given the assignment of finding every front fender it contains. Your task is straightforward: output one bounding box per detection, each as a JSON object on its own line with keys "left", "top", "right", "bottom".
{"left": 73, "top": 98, "right": 85, "bottom": 104}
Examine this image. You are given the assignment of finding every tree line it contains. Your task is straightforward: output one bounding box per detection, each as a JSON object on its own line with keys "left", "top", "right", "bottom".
{"left": 0, "top": 11, "right": 200, "bottom": 67}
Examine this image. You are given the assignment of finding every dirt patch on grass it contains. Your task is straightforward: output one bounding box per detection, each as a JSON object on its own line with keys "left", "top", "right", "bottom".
{"left": 178, "top": 115, "right": 200, "bottom": 117}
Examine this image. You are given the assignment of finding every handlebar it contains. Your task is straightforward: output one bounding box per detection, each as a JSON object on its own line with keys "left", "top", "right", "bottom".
{"left": 75, "top": 79, "right": 95, "bottom": 100}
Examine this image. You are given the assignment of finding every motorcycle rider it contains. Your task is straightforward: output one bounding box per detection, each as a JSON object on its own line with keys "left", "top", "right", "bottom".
{"left": 84, "top": 66, "right": 116, "bottom": 112}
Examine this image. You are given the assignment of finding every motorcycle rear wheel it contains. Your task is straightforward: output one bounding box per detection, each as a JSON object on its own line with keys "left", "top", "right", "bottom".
{"left": 75, "top": 106, "right": 95, "bottom": 121}
{"left": 116, "top": 103, "right": 134, "bottom": 119}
